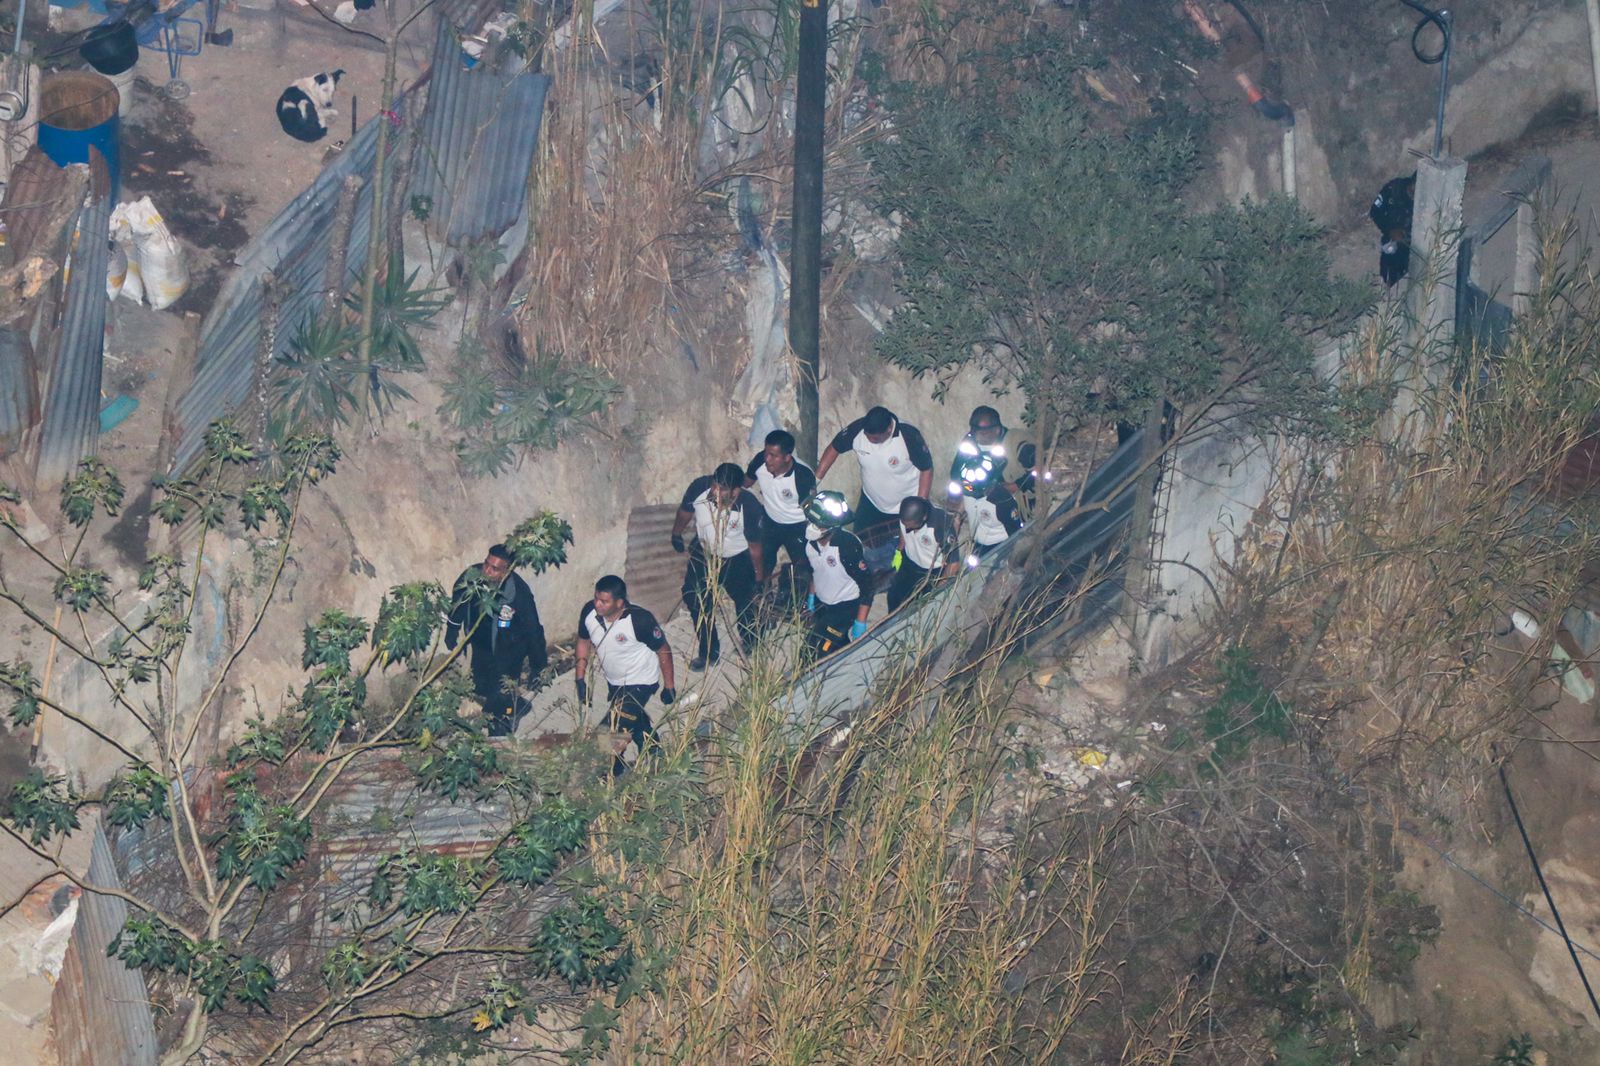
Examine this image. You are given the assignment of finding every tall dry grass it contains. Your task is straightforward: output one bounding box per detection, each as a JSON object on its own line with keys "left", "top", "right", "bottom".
{"left": 1225, "top": 206, "right": 1600, "bottom": 789}
{"left": 583, "top": 594, "right": 1199, "bottom": 1063}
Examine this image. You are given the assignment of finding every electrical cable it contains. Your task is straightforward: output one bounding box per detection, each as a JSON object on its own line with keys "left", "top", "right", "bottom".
{"left": 1499, "top": 763, "right": 1600, "bottom": 1024}
{"left": 1398, "top": 0, "right": 1450, "bottom": 64}
{"left": 1399, "top": 824, "right": 1600, "bottom": 965}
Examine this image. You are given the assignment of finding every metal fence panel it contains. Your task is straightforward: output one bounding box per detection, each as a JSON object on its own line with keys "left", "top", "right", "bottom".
{"left": 777, "top": 432, "right": 1145, "bottom": 734}
{"left": 0, "top": 327, "right": 38, "bottom": 454}
{"left": 411, "top": 17, "right": 550, "bottom": 246}
{"left": 169, "top": 111, "right": 391, "bottom": 474}
{"left": 35, "top": 190, "right": 111, "bottom": 485}
{"left": 52, "top": 823, "right": 159, "bottom": 1066}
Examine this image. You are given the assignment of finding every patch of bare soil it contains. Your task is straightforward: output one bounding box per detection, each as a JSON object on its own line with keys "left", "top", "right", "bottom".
{"left": 121, "top": 80, "right": 253, "bottom": 313}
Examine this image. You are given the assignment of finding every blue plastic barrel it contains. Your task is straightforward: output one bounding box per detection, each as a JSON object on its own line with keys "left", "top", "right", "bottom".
{"left": 38, "top": 71, "right": 121, "bottom": 199}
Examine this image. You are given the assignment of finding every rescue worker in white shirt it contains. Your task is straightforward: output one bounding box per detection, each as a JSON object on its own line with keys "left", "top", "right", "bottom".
{"left": 950, "top": 450, "right": 1024, "bottom": 562}
{"left": 889, "top": 495, "right": 958, "bottom": 612}
{"left": 744, "top": 428, "right": 817, "bottom": 587}
{"left": 575, "top": 575, "right": 675, "bottom": 777}
{"left": 815, "top": 405, "right": 935, "bottom": 532}
{"left": 960, "top": 405, "right": 1043, "bottom": 510}
{"left": 670, "top": 462, "right": 768, "bottom": 670}
{"left": 802, "top": 491, "right": 873, "bottom": 659}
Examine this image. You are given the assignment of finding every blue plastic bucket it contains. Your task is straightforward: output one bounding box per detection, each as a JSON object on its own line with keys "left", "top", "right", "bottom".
{"left": 38, "top": 71, "right": 121, "bottom": 199}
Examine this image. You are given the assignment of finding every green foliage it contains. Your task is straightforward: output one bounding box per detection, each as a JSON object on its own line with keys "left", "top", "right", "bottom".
{"left": 869, "top": 41, "right": 1366, "bottom": 433}
{"left": 404, "top": 669, "right": 475, "bottom": 739}
{"left": 506, "top": 511, "right": 575, "bottom": 575}
{"left": 351, "top": 249, "right": 452, "bottom": 372}
{"left": 2, "top": 769, "right": 80, "bottom": 843}
{"left": 213, "top": 782, "right": 312, "bottom": 891}
{"left": 52, "top": 565, "right": 109, "bottom": 611}
{"left": 372, "top": 851, "right": 484, "bottom": 916}
{"left": 225, "top": 715, "right": 292, "bottom": 768}
{"left": 1198, "top": 645, "right": 1292, "bottom": 776}
{"left": 102, "top": 764, "right": 169, "bottom": 830}
{"left": 412, "top": 733, "right": 502, "bottom": 801}
{"left": 271, "top": 314, "right": 364, "bottom": 431}
{"left": 1491, "top": 1034, "right": 1536, "bottom": 1066}
{"left": 373, "top": 582, "right": 448, "bottom": 663}
{"left": 294, "top": 669, "right": 367, "bottom": 752}
{"left": 320, "top": 942, "right": 374, "bottom": 993}
{"left": 408, "top": 193, "right": 433, "bottom": 223}
{"left": 1369, "top": 889, "right": 1440, "bottom": 981}
{"left": 109, "top": 920, "right": 275, "bottom": 1013}
{"left": 442, "top": 340, "right": 618, "bottom": 478}
{"left": 531, "top": 893, "right": 632, "bottom": 991}
{"left": 302, "top": 610, "right": 371, "bottom": 672}
{"left": 153, "top": 421, "right": 337, "bottom": 528}
{"left": 495, "top": 796, "right": 591, "bottom": 886}
{"left": 0, "top": 660, "right": 41, "bottom": 727}
{"left": 60, "top": 458, "right": 124, "bottom": 527}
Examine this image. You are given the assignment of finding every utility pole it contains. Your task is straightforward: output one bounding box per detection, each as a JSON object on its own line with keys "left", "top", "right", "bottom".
{"left": 789, "top": 0, "right": 826, "bottom": 464}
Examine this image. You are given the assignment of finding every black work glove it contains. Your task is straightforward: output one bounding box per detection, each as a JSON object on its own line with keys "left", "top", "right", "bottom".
{"left": 660, "top": 687, "right": 676, "bottom": 705}
{"left": 443, "top": 625, "right": 458, "bottom": 652}
{"left": 575, "top": 678, "right": 589, "bottom": 706}
{"left": 671, "top": 532, "right": 687, "bottom": 554}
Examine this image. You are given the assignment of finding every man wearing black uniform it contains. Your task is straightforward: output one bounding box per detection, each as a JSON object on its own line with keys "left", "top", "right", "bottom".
{"left": 815, "top": 405, "right": 934, "bottom": 532}
{"left": 575, "top": 575, "right": 676, "bottom": 777}
{"left": 1369, "top": 173, "right": 1416, "bottom": 288}
{"left": 744, "top": 428, "right": 817, "bottom": 585}
{"left": 671, "top": 462, "right": 768, "bottom": 670}
{"left": 802, "top": 491, "right": 872, "bottom": 659}
{"left": 889, "top": 496, "right": 957, "bottom": 612}
{"left": 445, "top": 544, "right": 547, "bottom": 737}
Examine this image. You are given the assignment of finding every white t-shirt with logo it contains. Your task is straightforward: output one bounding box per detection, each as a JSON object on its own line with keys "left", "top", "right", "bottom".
{"left": 578, "top": 603, "right": 668, "bottom": 686}
{"left": 900, "top": 507, "right": 955, "bottom": 570}
{"left": 679, "top": 476, "right": 765, "bottom": 559}
{"left": 745, "top": 452, "right": 817, "bottom": 525}
{"left": 829, "top": 412, "right": 934, "bottom": 515}
{"left": 806, "top": 530, "right": 870, "bottom": 606}
{"left": 963, "top": 489, "right": 1023, "bottom": 547}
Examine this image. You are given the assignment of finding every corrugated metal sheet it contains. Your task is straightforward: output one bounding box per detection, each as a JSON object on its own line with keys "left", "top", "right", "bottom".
{"left": 625, "top": 503, "right": 686, "bottom": 622}
{"left": 0, "top": 326, "right": 38, "bottom": 453}
{"left": 34, "top": 186, "right": 110, "bottom": 485}
{"left": 411, "top": 18, "right": 550, "bottom": 246}
{"left": 53, "top": 823, "right": 160, "bottom": 1066}
{"left": 777, "top": 432, "right": 1145, "bottom": 735}
{"left": 169, "top": 104, "right": 401, "bottom": 474}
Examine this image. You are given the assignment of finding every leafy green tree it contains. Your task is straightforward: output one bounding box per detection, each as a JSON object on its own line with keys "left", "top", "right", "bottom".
{"left": 870, "top": 37, "right": 1365, "bottom": 492}
{"left": 0, "top": 424, "right": 634, "bottom": 1064}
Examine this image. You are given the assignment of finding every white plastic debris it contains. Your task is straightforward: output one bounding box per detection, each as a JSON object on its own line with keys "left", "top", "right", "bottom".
{"left": 106, "top": 239, "right": 126, "bottom": 301}
{"left": 110, "top": 197, "right": 187, "bottom": 310}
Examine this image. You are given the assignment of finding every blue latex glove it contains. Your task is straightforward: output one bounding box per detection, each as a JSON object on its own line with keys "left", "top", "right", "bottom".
{"left": 806, "top": 593, "right": 817, "bottom": 613}
{"left": 850, "top": 620, "right": 868, "bottom": 640}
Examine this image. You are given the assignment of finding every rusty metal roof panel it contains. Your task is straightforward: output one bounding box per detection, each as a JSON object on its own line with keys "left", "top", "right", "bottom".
{"left": 35, "top": 187, "right": 110, "bottom": 485}
{"left": 411, "top": 19, "right": 550, "bottom": 246}
{"left": 626, "top": 503, "right": 686, "bottom": 622}
{"left": 53, "top": 823, "right": 160, "bottom": 1066}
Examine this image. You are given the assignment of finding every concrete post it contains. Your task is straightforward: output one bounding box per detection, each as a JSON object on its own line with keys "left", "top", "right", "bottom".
{"left": 1514, "top": 200, "right": 1537, "bottom": 317}
{"left": 1388, "top": 155, "right": 1467, "bottom": 440}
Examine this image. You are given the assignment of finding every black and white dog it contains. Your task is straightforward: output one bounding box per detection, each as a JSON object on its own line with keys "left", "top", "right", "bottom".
{"left": 276, "top": 69, "right": 345, "bottom": 143}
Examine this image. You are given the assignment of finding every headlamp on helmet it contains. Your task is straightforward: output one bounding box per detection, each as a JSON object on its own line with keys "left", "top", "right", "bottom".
{"left": 949, "top": 451, "right": 1002, "bottom": 498}
{"left": 802, "top": 490, "right": 852, "bottom": 531}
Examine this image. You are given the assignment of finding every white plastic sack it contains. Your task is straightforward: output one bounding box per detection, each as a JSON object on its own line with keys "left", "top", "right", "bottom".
{"left": 106, "top": 239, "right": 126, "bottom": 301}
{"left": 111, "top": 197, "right": 187, "bottom": 310}
{"left": 108, "top": 204, "right": 146, "bottom": 305}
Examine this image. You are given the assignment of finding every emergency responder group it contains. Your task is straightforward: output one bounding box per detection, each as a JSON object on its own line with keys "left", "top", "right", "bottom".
{"left": 445, "top": 404, "right": 1040, "bottom": 772}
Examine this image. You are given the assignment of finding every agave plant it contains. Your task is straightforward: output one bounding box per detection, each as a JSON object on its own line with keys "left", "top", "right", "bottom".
{"left": 350, "top": 249, "right": 452, "bottom": 371}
